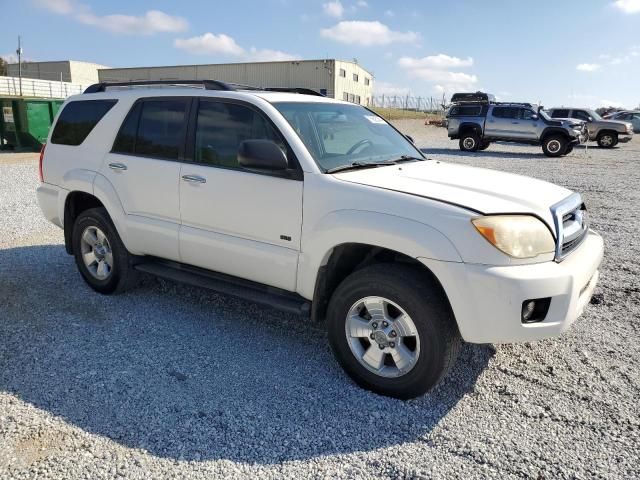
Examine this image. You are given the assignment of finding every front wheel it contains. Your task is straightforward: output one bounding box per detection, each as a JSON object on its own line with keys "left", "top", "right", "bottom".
{"left": 542, "top": 135, "right": 567, "bottom": 157}
{"left": 564, "top": 144, "right": 574, "bottom": 155}
{"left": 327, "top": 264, "right": 461, "bottom": 399}
{"left": 478, "top": 141, "right": 491, "bottom": 151}
{"left": 597, "top": 132, "right": 617, "bottom": 148}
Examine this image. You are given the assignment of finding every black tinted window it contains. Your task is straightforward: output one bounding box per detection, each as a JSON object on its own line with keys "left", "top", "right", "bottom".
{"left": 519, "top": 108, "right": 536, "bottom": 120}
{"left": 112, "top": 102, "right": 141, "bottom": 154}
{"left": 194, "top": 101, "right": 283, "bottom": 169}
{"left": 135, "top": 100, "right": 188, "bottom": 160}
{"left": 551, "top": 109, "right": 570, "bottom": 118}
{"left": 571, "top": 110, "right": 591, "bottom": 121}
{"left": 51, "top": 100, "right": 117, "bottom": 145}
{"left": 492, "top": 107, "right": 518, "bottom": 119}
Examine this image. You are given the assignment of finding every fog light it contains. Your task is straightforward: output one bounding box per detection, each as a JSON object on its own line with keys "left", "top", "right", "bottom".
{"left": 521, "top": 298, "right": 551, "bottom": 324}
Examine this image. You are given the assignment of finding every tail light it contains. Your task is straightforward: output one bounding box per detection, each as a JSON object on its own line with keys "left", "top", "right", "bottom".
{"left": 39, "top": 143, "right": 46, "bottom": 182}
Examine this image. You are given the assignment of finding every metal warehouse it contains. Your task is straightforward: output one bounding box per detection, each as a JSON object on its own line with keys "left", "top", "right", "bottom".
{"left": 98, "top": 59, "right": 374, "bottom": 105}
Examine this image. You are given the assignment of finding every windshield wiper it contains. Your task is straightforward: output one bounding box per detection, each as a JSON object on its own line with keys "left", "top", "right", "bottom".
{"left": 326, "top": 161, "right": 394, "bottom": 174}
{"left": 393, "top": 155, "right": 425, "bottom": 163}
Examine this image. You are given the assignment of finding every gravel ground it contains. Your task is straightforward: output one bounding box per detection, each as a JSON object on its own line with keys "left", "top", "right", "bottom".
{"left": 1, "top": 124, "right": 639, "bottom": 479}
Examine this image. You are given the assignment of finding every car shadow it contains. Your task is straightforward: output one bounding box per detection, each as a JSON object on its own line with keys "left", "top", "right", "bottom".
{"left": 420, "top": 147, "right": 544, "bottom": 160}
{"left": 0, "top": 244, "right": 493, "bottom": 464}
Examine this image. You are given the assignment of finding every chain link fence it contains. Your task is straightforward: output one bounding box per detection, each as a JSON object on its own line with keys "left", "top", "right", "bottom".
{"left": 369, "top": 94, "right": 448, "bottom": 123}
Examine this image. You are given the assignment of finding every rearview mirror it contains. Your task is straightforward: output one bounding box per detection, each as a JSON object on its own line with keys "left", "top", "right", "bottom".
{"left": 238, "top": 140, "right": 288, "bottom": 171}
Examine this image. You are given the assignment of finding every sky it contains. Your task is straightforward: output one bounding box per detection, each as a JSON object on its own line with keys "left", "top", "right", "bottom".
{"left": 2, "top": 0, "right": 639, "bottom": 109}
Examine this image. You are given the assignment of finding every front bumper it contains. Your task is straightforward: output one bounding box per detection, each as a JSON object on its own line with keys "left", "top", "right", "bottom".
{"left": 617, "top": 133, "right": 633, "bottom": 143}
{"left": 419, "top": 229, "right": 604, "bottom": 343}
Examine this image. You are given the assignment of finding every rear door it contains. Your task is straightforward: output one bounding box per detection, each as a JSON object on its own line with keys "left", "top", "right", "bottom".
{"left": 485, "top": 106, "right": 518, "bottom": 138}
{"left": 103, "top": 97, "right": 189, "bottom": 261}
{"left": 178, "top": 98, "right": 303, "bottom": 291}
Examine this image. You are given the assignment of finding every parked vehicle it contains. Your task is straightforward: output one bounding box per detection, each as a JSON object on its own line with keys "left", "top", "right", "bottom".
{"left": 603, "top": 110, "right": 640, "bottom": 133}
{"left": 447, "top": 92, "right": 586, "bottom": 156}
{"left": 37, "top": 80, "right": 604, "bottom": 399}
{"left": 545, "top": 108, "right": 634, "bottom": 148}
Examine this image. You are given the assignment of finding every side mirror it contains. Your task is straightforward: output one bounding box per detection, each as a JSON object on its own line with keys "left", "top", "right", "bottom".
{"left": 238, "top": 140, "right": 288, "bottom": 171}
{"left": 588, "top": 116, "right": 594, "bottom": 122}
{"left": 405, "top": 134, "right": 415, "bottom": 144}
{"left": 531, "top": 114, "right": 539, "bottom": 120}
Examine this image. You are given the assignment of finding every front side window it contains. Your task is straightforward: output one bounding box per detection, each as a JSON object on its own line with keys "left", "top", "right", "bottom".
{"left": 519, "top": 108, "right": 536, "bottom": 120}
{"left": 194, "top": 101, "right": 283, "bottom": 169}
{"left": 113, "top": 99, "right": 188, "bottom": 160}
{"left": 571, "top": 110, "right": 591, "bottom": 121}
{"left": 273, "top": 102, "right": 422, "bottom": 172}
{"left": 51, "top": 100, "right": 117, "bottom": 146}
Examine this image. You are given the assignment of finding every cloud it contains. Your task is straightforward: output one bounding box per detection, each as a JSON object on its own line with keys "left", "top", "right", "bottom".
{"left": 407, "top": 69, "right": 478, "bottom": 85}
{"left": 174, "top": 33, "right": 244, "bottom": 56}
{"left": 174, "top": 32, "right": 299, "bottom": 62}
{"left": 384, "top": 9, "right": 394, "bottom": 16}
{"left": 613, "top": 0, "right": 640, "bottom": 13}
{"left": 1, "top": 53, "right": 20, "bottom": 63}
{"left": 576, "top": 63, "right": 601, "bottom": 72}
{"left": 321, "top": 21, "right": 419, "bottom": 46}
{"left": 323, "top": 1, "right": 344, "bottom": 18}
{"left": 356, "top": 0, "right": 368, "bottom": 7}
{"left": 398, "top": 54, "right": 474, "bottom": 69}
{"left": 35, "top": 0, "right": 188, "bottom": 35}
{"left": 373, "top": 81, "right": 410, "bottom": 96}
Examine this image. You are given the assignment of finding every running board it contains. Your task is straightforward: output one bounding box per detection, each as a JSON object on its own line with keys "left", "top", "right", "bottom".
{"left": 134, "top": 260, "right": 311, "bottom": 316}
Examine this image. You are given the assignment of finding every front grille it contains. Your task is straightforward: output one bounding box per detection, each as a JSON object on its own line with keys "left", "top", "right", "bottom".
{"left": 551, "top": 194, "right": 588, "bottom": 261}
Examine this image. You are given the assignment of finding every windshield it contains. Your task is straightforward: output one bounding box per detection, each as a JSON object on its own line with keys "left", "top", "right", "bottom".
{"left": 585, "top": 109, "right": 602, "bottom": 120}
{"left": 272, "top": 102, "right": 423, "bottom": 172}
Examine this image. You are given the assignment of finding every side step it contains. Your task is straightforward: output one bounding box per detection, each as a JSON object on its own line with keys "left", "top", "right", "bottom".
{"left": 135, "top": 260, "right": 311, "bottom": 316}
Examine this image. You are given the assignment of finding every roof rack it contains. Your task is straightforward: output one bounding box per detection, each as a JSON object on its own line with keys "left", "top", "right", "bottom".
{"left": 83, "top": 80, "right": 326, "bottom": 97}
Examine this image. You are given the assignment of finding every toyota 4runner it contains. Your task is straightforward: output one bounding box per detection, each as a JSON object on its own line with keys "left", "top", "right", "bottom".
{"left": 447, "top": 92, "right": 587, "bottom": 156}
{"left": 546, "top": 107, "right": 634, "bottom": 148}
{"left": 37, "top": 80, "right": 604, "bottom": 399}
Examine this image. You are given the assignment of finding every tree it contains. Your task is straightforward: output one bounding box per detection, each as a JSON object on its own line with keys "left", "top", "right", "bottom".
{"left": 0, "top": 57, "right": 7, "bottom": 76}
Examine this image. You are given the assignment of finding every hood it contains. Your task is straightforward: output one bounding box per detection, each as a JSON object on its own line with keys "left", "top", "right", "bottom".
{"left": 333, "top": 161, "right": 573, "bottom": 228}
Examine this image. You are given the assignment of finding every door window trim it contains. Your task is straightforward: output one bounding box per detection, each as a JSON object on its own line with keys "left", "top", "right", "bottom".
{"left": 184, "top": 97, "right": 303, "bottom": 181}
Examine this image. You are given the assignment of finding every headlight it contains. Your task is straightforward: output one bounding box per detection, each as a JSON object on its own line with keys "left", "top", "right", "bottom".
{"left": 472, "top": 215, "right": 555, "bottom": 259}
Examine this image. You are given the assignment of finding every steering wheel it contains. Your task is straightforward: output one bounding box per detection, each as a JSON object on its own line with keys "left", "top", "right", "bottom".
{"left": 346, "top": 139, "right": 373, "bottom": 155}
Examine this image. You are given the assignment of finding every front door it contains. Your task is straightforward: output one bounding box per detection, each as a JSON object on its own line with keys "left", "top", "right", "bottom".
{"left": 179, "top": 99, "right": 303, "bottom": 291}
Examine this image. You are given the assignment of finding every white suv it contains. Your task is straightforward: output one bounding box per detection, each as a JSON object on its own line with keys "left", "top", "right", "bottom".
{"left": 36, "top": 80, "right": 604, "bottom": 399}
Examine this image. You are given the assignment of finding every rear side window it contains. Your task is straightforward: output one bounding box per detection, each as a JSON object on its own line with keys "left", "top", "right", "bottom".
{"left": 492, "top": 107, "right": 518, "bottom": 119}
{"left": 449, "top": 105, "right": 483, "bottom": 116}
{"left": 51, "top": 100, "right": 117, "bottom": 146}
{"left": 112, "top": 99, "right": 188, "bottom": 160}
{"left": 551, "top": 109, "right": 570, "bottom": 118}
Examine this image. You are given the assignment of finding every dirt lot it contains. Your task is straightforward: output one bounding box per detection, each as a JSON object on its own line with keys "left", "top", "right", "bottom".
{"left": 1, "top": 123, "right": 639, "bottom": 479}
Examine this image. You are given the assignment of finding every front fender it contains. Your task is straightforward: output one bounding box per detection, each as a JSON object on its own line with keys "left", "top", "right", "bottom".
{"left": 296, "top": 209, "right": 462, "bottom": 299}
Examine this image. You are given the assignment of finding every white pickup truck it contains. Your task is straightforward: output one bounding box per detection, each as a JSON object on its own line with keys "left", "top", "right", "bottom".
{"left": 36, "top": 80, "right": 604, "bottom": 399}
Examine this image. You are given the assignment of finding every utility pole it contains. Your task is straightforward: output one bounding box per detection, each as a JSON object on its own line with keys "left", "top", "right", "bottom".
{"left": 16, "top": 36, "right": 23, "bottom": 97}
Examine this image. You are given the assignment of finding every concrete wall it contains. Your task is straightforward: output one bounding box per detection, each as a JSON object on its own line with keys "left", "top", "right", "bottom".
{"left": 6, "top": 60, "right": 108, "bottom": 85}
{"left": 334, "top": 61, "right": 374, "bottom": 106}
{"left": 98, "top": 59, "right": 373, "bottom": 101}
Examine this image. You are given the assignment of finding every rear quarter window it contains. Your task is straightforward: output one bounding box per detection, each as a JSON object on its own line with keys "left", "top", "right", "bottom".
{"left": 51, "top": 100, "right": 117, "bottom": 146}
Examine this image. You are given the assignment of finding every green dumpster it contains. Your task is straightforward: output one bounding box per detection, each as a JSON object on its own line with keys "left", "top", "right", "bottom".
{"left": 0, "top": 97, "right": 64, "bottom": 151}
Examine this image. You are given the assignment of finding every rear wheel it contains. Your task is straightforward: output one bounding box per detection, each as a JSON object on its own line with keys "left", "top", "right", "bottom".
{"left": 72, "top": 207, "right": 138, "bottom": 294}
{"left": 459, "top": 132, "right": 480, "bottom": 152}
{"left": 597, "top": 132, "right": 617, "bottom": 148}
{"left": 542, "top": 135, "right": 567, "bottom": 157}
{"left": 327, "top": 264, "right": 461, "bottom": 399}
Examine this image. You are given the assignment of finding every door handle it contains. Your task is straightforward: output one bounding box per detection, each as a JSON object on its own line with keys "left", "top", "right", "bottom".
{"left": 108, "top": 162, "right": 127, "bottom": 171}
{"left": 512, "top": 121, "right": 520, "bottom": 124}
{"left": 181, "top": 174, "right": 207, "bottom": 184}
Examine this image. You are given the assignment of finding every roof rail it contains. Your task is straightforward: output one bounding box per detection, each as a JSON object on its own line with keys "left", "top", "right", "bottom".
{"left": 83, "top": 80, "right": 326, "bottom": 97}
{"left": 83, "top": 80, "right": 234, "bottom": 93}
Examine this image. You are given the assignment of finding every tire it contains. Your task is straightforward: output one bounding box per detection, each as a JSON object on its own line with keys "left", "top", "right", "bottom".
{"left": 478, "top": 141, "right": 491, "bottom": 151}
{"left": 597, "top": 132, "right": 617, "bottom": 148}
{"left": 72, "top": 207, "right": 138, "bottom": 294}
{"left": 564, "top": 144, "right": 574, "bottom": 155}
{"left": 327, "top": 264, "right": 461, "bottom": 399}
{"left": 459, "top": 132, "right": 480, "bottom": 152}
{"left": 542, "top": 135, "right": 567, "bottom": 157}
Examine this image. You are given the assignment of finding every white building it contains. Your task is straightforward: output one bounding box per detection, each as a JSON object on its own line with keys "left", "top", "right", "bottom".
{"left": 7, "top": 60, "right": 110, "bottom": 86}
{"left": 98, "top": 59, "right": 374, "bottom": 105}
